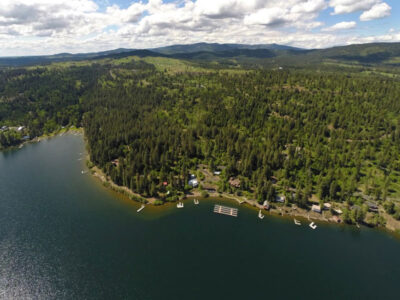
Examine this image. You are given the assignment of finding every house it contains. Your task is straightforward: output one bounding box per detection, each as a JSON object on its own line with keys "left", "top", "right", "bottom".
{"left": 188, "top": 178, "right": 199, "bottom": 188}
{"left": 1, "top": 126, "right": 8, "bottom": 131}
{"left": 111, "top": 159, "right": 119, "bottom": 167}
{"left": 366, "top": 201, "right": 379, "bottom": 213}
{"left": 311, "top": 204, "right": 321, "bottom": 213}
{"left": 22, "top": 135, "right": 30, "bottom": 141}
{"left": 229, "top": 177, "right": 241, "bottom": 188}
{"left": 333, "top": 208, "right": 343, "bottom": 215}
{"left": 213, "top": 171, "right": 221, "bottom": 175}
{"left": 323, "top": 203, "right": 332, "bottom": 210}
{"left": 275, "top": 195, "right": 285, "bottom": 203}
{"left": 162, "top": 181, "right": 168, "bottom": 186}
{"left": 263, "top": 200, "right": 270, "bottom": 210}
{"left": 17, "top": 126, "right": 24, "bottom": 131}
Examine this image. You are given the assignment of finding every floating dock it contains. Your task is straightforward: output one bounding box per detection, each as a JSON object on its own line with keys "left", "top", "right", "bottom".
{"left": 213, "top": 205, "right": 238, "bottom": 217}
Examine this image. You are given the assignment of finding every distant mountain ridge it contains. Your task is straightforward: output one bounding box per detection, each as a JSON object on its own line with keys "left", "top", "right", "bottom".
{"left": 1, "top": 42, "right": 400, "bottom": 67}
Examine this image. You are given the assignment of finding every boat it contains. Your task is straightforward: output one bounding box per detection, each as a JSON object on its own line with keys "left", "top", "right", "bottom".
{"left": 258, "top": 210, "right": 265, "bottom": 219}
{"left": 81, "top": 170, "right": 88, "bottom": 174}
{"left": 177, "top": 202, "right": 184, "bottom": 208}
{"left": 294, "top": 219, "right": 301, "bottom": 226}
{"left": 194, "top": 199, "right": 199, "bottom": 205}
{"left": 137, "top": 204, "right": 145, "bottom": 213}
{"left": 309, "top": 222, "right": 317, "bottom": 230}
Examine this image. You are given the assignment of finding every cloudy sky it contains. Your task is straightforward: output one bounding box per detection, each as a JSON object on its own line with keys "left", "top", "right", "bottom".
{"left": 0, "top": 0, "right": 399, "bottom": 56}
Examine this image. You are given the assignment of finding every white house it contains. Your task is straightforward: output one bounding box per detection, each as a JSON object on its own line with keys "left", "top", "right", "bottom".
{"left": 275, "top": 195, "right": 285, "bottom": 203}
{"left": 188, "top": 178, "right": 198, "bottom": 188}
{"left": 312, "top": 204, "right": 321, "bottom": 213}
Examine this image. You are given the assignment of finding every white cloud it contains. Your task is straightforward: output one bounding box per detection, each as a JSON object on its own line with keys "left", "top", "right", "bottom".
{"left": 322, "top": 21, "right": 356, "bottom": 31}
{"left": 360, "top": 2, "right": 391, "bottom": 21}
{"left": 329, "top": 0, "right": 381, "bottom": 14}
{"left": 0, "top": 0, "right": 398, "bottom": 56}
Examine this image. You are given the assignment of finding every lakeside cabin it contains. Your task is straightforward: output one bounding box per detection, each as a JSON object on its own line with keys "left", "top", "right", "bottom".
{"left": 188, "top": 174, "right": 199, "bottom": 188}
{"left": 323, "top": 203, "right": 332, "bottom": 210}
{"left": 312, "top": 204, "right": 322, "bottom": 213}
{"left": 366, "top": 201, "right": 379, "bottom": 213}
{"left": 229, "top": 177, "right": 241, "bottom": 188}
{"left": 275, "top": 195, "right": 285, "bottom": 203}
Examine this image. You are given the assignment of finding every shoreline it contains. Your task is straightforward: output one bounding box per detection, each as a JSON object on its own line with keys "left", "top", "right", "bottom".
{"left": 85, "top": 148, "right": 400, "bottom": 236}
{"left": 7, "top": 129, "right": 398, "bottom": 236}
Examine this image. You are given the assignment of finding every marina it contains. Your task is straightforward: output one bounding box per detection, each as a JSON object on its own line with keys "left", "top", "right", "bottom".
{"left": 213, "top": 204, "right": 238, "bottom": 217}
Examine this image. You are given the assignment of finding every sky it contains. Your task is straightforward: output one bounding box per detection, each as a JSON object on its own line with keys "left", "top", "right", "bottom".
{"left": 0, "top": 0, "right": 399, "bottom": 56}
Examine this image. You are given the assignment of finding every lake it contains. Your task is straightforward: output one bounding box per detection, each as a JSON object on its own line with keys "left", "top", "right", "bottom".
{"left": 0, "top": 134, "right": 399, "bottom": 299}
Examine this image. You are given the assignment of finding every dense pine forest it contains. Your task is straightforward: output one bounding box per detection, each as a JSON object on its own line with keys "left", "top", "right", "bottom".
{"left": 1, "top": 52, "right": 400, "bottom": 228}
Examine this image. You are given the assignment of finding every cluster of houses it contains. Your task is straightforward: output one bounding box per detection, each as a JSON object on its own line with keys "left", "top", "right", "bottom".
{"left": 1, "top": 125, "right": 25, "bottom": 132}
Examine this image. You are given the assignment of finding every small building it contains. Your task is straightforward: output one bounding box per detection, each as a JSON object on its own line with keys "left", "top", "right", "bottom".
{"left": 263, "top": 200, "right": 270, "bottom": 210}
{"left": 333, "top": 208, "right": 343, "bottom": 215}
{"left": 229, "top": 177, "right": 241, "bottom": 188}
{"left": 275, "top": 195, "right": 285, "bottom": 203}
{"left": 17, "top": 126, "right": 24, "bottom": 131}
{"left": 311, "top": 204, "right": 321, "bottom": 213}
{"left": 323, "top": 203, "right": 332, "bottom": 210}
{"left": 22, "top": 135, "right": 30, "bottom": 141}
{"left": 366, "top": 201, "right": 379, "bottom": 212}
{"left": 111, "top": 159, "right": 119, "bottom": 167}
{"left": 188, "top": 178, "right": 198, "bottom": 188}
{"left": 213, "top": 171, "right": 221, "bottom": 175}
{"left": 162, "top": 181, "right": 168, "bottom": 186}
{"left": 1, "top": 126, "right": 8, "bottom": 131}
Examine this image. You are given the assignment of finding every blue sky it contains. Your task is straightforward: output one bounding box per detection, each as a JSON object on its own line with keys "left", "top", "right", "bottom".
{"left": 0, "top": 0, "right": 399, "bottom": 56}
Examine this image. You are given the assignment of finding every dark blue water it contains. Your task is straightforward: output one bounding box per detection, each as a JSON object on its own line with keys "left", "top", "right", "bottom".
{"left": 0, "top": 134, "right": 399, "bottom": 299}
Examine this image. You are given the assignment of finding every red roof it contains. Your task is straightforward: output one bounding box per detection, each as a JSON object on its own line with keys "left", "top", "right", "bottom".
{"left": 163, "top": 181, "right": 168, "bottom": 186}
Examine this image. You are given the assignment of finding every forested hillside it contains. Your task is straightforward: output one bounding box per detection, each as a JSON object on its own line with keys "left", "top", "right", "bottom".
{"left": 1, "top": 53, "right": 400, "bottom": 227}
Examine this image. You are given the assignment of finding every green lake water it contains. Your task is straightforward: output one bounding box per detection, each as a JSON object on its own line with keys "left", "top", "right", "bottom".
{"left": 0, "top": 134, "right": 399, "bottom": 299}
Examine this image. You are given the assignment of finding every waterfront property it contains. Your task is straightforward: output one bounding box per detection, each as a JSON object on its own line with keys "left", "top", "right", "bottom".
{"left": 312, "top": 204, "right": 322, "bottom": 213}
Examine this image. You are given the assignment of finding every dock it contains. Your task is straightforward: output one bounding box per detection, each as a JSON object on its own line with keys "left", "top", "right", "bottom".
{"left": 137, "top": 204, "right": 145, "bottom": 213}
{"left": 213, "top": 204, "right": 238, "bottom": 217}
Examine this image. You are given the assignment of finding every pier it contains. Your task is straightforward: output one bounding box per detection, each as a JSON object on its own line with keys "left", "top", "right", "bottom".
{"left": 213, "top": 204, "right": 238, "bottom": 217}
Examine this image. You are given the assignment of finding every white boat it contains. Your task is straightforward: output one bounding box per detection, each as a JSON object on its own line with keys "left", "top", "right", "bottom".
{"left": 177, "top": 202, "right": 184, "bottom": 208}
{"left": 258, "top": 210, "right": 265, "bottom": 219}
{"left": 309, "top": 222, "right": 317, "bottom": 229}
{"left": 81, "top": 170, "right": 88, "bottom": 174}
{"left": 294, "top": 219, "right": 301, "bottom": 226}
{"left": 194, "top": 199, "right": 199, "bottom": 205}
{"left": 137, "top": 204, "right": 145, "bottom": 213}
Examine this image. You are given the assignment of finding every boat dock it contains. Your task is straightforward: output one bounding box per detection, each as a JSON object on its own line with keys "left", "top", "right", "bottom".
{"left": 213, "top": 205, "right": 238, "bottom": 217}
